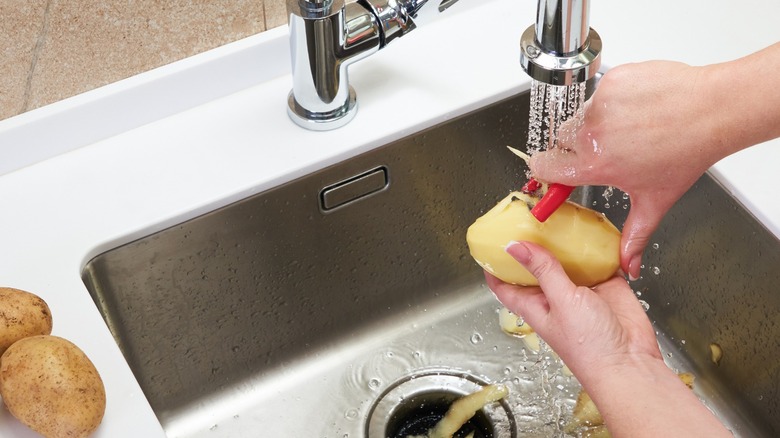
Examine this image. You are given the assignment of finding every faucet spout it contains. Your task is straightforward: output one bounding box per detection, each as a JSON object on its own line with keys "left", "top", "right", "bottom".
{"left": 520, "top": 0, "right": 601, "bottom": 85}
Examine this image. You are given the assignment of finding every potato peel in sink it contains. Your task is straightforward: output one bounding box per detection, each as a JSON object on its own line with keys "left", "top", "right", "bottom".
{"left": 409, "top": 383, "right": 508, "bottom": 438}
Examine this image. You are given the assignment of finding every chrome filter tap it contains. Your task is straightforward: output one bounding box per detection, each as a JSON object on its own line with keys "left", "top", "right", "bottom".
{"left": 520, "top": 0, "right": 602, "bottom": 86}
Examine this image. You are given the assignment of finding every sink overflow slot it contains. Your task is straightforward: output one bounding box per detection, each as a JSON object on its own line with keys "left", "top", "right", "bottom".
{"left": 319, "top": 166, "right": 389, "bottom": 211}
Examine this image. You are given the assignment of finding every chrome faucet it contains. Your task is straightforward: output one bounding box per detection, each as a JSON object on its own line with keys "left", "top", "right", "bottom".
{"left": 520, "top": 0, "right": 601, "bottom": 86}
{"left": 286, "top": 0, "right": 459, "bottom": 130}
{"left": 285, "top": 0, "right": 600, "bottom": 130}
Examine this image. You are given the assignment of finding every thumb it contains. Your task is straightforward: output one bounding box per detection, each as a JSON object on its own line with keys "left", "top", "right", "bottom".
{"left": 620, "top": 198, "right": 667, "bottom": 280}
{"left": 505, "top": 241, "right": 578, "bottom": 308}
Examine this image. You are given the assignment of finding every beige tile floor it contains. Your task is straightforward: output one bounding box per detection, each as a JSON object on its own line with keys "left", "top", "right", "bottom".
{"left": 0, "top": 0, "right": 288, "bottom": 121}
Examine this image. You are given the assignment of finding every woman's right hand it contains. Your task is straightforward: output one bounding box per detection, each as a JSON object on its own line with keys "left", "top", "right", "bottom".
{"left": 530, "top": 42, "right": 780, "bottom": 280}
{"left": 530, "top": 61, "right": 722, "bottom": 280}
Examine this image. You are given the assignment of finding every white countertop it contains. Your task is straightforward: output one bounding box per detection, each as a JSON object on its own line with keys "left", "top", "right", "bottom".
{"left": 0, "top": 0, "right": 778, "bottom": 436}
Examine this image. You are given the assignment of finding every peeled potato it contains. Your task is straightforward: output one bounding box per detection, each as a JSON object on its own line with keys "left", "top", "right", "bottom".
{"left": 0, "top": 287, "right": 53, "bottom": 355}
{"left": 0, "top": 335, "right": 106, "bottom": 438}
{"left": 467, "top": 191, "right": 621, "bottom": 286}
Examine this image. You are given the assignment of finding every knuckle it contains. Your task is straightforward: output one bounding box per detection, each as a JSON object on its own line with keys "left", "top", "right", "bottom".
{"left": 529, "top": 251, "right": 557, "bottom": 280}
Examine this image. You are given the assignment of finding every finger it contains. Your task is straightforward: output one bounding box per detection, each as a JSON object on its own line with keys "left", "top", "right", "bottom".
{"left": 528, "top": 149, "right": 582, "bottom": 186}
{"left": 484, "top": 271, "right": 551, "bottom": 325}
{"left": 505, "top": 241, "right": 578, "bottom": 308}
{"left": 619, "top": 199, "right": 667, "bottom": 280}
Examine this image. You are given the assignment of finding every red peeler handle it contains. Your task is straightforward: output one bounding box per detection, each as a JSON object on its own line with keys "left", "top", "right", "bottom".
{"left": 521, "top": 178, "right": 574, "bottom": 222}
{"left": 531, "top": 183, "right": 574, "bottom": 222}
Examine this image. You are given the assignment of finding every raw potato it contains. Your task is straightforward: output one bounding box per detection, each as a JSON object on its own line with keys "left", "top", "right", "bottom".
{"left": 0, "top": 335, "right": 106, "bottom": 438}
{"left": 0, "top": 287, "right": 53, "bottom": 355}
{"left": 466, "top": 192, "right": 621, "bottom": 286}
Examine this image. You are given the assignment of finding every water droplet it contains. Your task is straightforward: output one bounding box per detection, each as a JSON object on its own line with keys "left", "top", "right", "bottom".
{"left": 652, "top": 266, "right": 661, "bottom": 275}
{"left": 344, "top": 408, "right": 358, "bottom": 420}
{"left": 368, "top": 378, "right": 381, "bottom": 390}
{"left": 602, "top": 186, "right": 614, "bottom": 201}
{"left": 652, "top": 243, "right": 660, "bottom": 250}
{"left": 504, "top": 367, "right": 512, "bottom": 375}
{"left": 639, "top": 300, "right": 650, "bottom": 312}
{"left": 470, "top": 333, "right": 484, "bottom": 344}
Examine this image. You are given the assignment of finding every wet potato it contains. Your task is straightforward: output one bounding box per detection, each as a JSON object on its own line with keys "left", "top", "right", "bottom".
{"left": 466, "top": 191, "right": 621, "bottom": 287}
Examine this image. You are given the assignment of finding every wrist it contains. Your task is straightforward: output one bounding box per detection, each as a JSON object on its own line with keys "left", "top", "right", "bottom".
{"left": 572, "top": 353, "right": 731, "bottom": 437}
{"left": 575, "top": 351, "right": 670, "bottom": 395}
{"left": 699, "top": 44, "right": 780, "bottom": 160}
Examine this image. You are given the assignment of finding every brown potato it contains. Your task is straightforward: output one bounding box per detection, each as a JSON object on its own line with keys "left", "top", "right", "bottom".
{"left": 0, "top": 287, "right": 53, "bottom": 355}
{"left": 0, "top": 335, "right": 106, "bottom": 438}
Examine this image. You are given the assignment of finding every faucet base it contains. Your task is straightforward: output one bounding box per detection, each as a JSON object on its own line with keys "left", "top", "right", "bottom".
{"left": 287, "top": 87, "right": 358, "bottom": 131}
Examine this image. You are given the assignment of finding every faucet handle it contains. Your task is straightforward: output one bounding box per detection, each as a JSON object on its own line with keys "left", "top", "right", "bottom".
{"left": 437, "top": 0, "right": 461, "bottom": 12}
{"left": 359, "top": 0, "right": 460, "bottom": 46}
{"left": 359, "top": 0, "right": 416, "bottom": 46}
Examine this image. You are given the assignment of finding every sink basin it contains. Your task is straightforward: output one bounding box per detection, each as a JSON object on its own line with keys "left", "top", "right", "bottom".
{"left": 82, "top": 90, "right": 779, "bottom": 437}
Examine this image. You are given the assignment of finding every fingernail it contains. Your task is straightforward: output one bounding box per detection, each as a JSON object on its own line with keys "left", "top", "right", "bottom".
{"left": 505, "top": 240, "right": 531, "bottom": 263}
{"left": 628, "top": 254, "right": 642, "bottom": 281}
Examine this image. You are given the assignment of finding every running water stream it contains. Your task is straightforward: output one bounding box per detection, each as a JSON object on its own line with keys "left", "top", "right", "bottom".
{"left": 527, "top": 80, "right": 587, "bottom": 153}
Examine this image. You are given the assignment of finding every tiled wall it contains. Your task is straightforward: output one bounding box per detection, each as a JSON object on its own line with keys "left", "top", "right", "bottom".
{"left": 0, "top": 0, "right": 288, "bottom": 121}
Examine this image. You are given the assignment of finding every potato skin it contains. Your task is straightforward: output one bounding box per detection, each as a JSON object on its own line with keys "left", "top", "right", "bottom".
{"left": 0, "top": 335, "right": 106, "bottom": 438}
{"left": 0, "top": 287, "right": 53, "bottom": 355}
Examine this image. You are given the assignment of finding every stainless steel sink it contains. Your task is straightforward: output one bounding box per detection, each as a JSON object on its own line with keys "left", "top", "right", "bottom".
{"left": 82, "top": 90, "right": 779, "bottom": 437}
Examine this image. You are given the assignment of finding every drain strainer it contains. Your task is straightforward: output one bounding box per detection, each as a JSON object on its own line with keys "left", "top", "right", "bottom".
{"left": 365, "top": 368, "right": 517, "bottom": 438}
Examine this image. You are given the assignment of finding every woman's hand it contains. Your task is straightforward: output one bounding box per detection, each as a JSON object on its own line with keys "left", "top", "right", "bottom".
{"left": 486, "top": 241, "right": 732, "bottom": 437}
{"left": 485, "top": 241, "right": 661, "bottom": 380}
{"left": 530, "top": 43, "right": 780, "bottom": 280}
{"left": 529, "top": 61, "right": 720, "bottom": 280}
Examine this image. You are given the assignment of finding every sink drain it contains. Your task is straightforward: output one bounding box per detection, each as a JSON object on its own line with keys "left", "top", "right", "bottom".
{"left": 365, "top": 368, "right": 516, "bottom": 438}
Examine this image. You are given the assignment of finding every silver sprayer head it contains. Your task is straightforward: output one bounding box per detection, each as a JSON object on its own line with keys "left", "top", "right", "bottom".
{"left": 520, "top": 0, "right": 602, "bottom": 86}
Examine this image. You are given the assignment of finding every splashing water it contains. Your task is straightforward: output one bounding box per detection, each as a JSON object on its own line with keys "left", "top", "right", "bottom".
{"left": 527, "top": 80, "right": 587, "bottom": 154}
